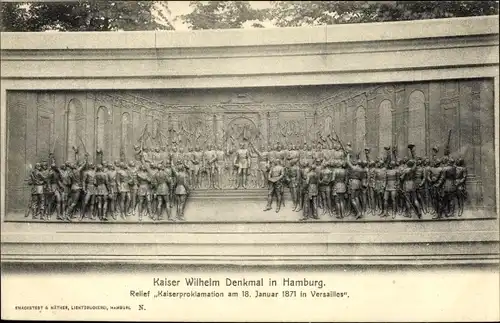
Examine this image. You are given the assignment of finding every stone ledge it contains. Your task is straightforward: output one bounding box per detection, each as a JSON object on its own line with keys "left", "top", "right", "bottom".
{"left": 1, "top": 219, "right": 498, "bottom": 265}
{"left": 1, "top": 16, "right": 498, "bottom": 50}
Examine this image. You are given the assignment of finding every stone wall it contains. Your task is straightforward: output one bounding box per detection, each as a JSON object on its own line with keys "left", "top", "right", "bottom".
{"left": 5, "top": 78, "right": 496, "bottom": 215}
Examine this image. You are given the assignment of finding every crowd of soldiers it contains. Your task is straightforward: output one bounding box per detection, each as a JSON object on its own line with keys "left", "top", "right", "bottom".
{"left": 25, "top": 129, "right": 468, "bottom": 222}
{"left": 252, "top": 133, "right": 468, "bottom": 221}
{"left": 26, "top": 147, "right": 191, "bottom": 222}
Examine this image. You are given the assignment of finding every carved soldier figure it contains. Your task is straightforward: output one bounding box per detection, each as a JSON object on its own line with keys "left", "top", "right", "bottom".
{"left": 136, "top": 164, "right": 153, "bottom": 221}
{"left": 175, "top": 164, "right": 190, "bottom": 221}
{"left": 305, "top": 164, "right": 320, "bottom": 220}
{"left": 142, "top": 147, "right": 152, "bottom": 164}
{"left": 164, "top": 159, "right": 176, "bottom": 209}
{"left": 171, "top": 145, "right": 181, "bottom": 170}
{"left": 81, "top": 163, "right": 97, "bottom": 220}
{"left": 288, "top": 144, "right": 300, "bottom": 168}
{"left": 128, "top": 161, "right": 139, "bottom": 216}
{"left": 117, "top": 162, "right": 131, "bottom": 219}
{"left": 332, "top": 160, "right": 347, "bottom": 219}
{"left": 249, "top": 142, "right": 269, "bottom": 189}
{"left": 297, "top": 160, "right": 311, "bottom": 215}
{"left": 319, "top": 160, "right": 334, "bottom": 216}
{"left": 152, "top": 147, "right": 161, "bottom": 164}
{"left": 27, "top": 163, "right": 46, "bottom": 220}
{"left": 215, "top": 144, "right": 227, "bottom": 190}
{"left": 415, "top": 157, "right": 428, "bottom": 214}
{"left": 435, "top": 157, "right": 457, "bottom": 218}
{"left": 153, "top": 164, "right": 172, "bottom": 221}
{"left": 305, "top": 143, "right": 314, "bottom": 166}
{"left": 95, "top": 164, "right": 110, "bottom": 221}
{"left": 383, "top": 161, "right": 399, "bottom": 219}
{"left": 264, "top": 159, "right": 285, "bottom": 213}
{"left": 234, "top": 142, "right": 250, "bottom": 189}
{"left": 312, "top": 143, "right": 324, "bottom": 165}
{"left": 287, "top": 159, "right": 301, "bottom": 211}
{"left": 400, "top": 145, "right": 423, "bottom": 219}
{"left": 106, "top": 164, "right": 118, "bottom": 220}
{"left": 428, "top": 158, "right": 443, "bottom": 218}
{"left": 45, "top": 161, "right": 60, "bottom": 219}
{"left": 327, "top": 135, "right": 345, "bottom": 163}
{"left": 204, "top": 144, "right": 217, "bottom": 189}
{"left": 47, "top": 162, "right": 66, "bottom": 221}
{"left": 268, "top": 143, "right": 279, "bottom": 161}
{"left": 192, "top": 146, "right": 204, "bottom": 189}
{"left": 346, "top": 154, "right": 364, "bottom": 219}
{"left": 276, "top": 143, "right": 287, "bottom": 164}
{"left": 65, "top": 155, "right": 88, "bottom": 220}
{"left": 359, "top": 160, "right": 369, "bottom": 215}
{"left": 57, "top": 161, "right": 72, "bottom": 220}
{"left": 133, "top": 145, "right": 143, "bottom": 162}
{"left": 374, "top": 160, "right": 387, "bottom": 215}
{"left": 455, "top": 158, "right": 468, "bottom": 217}
{"left": 41, "top": 162, "right": 52, "bottom": 219}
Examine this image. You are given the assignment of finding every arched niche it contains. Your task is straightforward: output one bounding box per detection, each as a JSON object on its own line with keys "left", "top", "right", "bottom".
{"left": 408, "top": 90, "right": 426, "bottom": 156}
{"left": 96, "top": 106, "right": 111, "bottom": 161}
{"left": 66, "top": 99, "right": 85, "bottom": 162}
{"left": 354, "top": 106, "right": 366, "bottom": 154}
{"left": 378, "top": 100, "right": 393, "bottom": 156}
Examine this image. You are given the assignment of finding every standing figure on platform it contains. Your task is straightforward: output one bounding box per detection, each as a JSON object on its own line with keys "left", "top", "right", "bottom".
{"left": 288, "top": 159, "right": 301, "bottom": 211}
{"left": 81, "top": 163, "right": 97, "bottom": 220}
{"left": 455, "top": 158, "right": 468, "bottom": 217}
{"left": 264, "top": 159, "right": 285, "bottom": 213}
{"left": 27, "top": 163, "right": 46, "bottom": 220}
{"left": 215, "top": 145, "right": 227, "bottom": 190}
{"left": 95, "top": 165, "right": 109, "bottom": 221}
{"left": 234, "top": 142, "right": 250, "bottom": 189}
{"left": 117, "top": 162, "right": 131, "bottom": 219}
{"left": 175, "top": 164, "right": 190, "bottom": 221}
{"left": 153, "top": 164, "right": 172, "bottom": 221}
{"left": 319, "top": 160, "right": 334, "bottom": 216}
{"left": 106, "top": 163, "right": 118, "bottom": 220}
{"left": 128, "top": 161, "right": 138, "bottom": 216}
{"left": 192, "top": 146, "right": 204, "bottom": 189}
{"left": 332, "top": 161, "right": 347, "bottom": 219}
{"left": 204, "top": 144, "right": 217, "bottom": 189}
{"left": 136, "top": 164, "right": 153, "bottom": 221}
{"left": 346, "top": 154, "right": 364, "bottom": 219}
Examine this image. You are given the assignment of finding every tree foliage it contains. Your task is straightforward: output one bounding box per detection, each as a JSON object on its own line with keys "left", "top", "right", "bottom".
{"left": 179, "top": 1, "right": 269, "bottom": 30}
{"left": 1, "top": 1, "right": 498, "bottom": 32}
{"left": 0, "top": 1, "right": 174, "bottom": 32}
{"left": 269, "top": 1, "right": 499, "bottom": 27}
